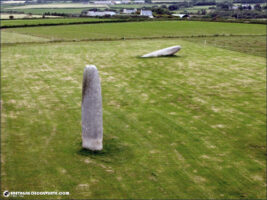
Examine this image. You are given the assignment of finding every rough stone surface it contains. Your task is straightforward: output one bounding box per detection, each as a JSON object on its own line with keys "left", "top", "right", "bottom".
{"left": 141, "top": 45, "right": 181, "bottom": 58}
{"left": 82, "top": 65, "right": 103, "bottom": 151}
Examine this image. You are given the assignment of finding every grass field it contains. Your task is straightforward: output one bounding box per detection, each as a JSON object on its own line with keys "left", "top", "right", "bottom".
{"left": 3, "top": 21, "right": 265, "bottom": 41}
{"left": 1, "top": 8, "right": 89, "bottom": 15}
{"left": 174, "top": 5, "right": 212, "bottom": 14}
{"left": 2, "top": 3, "right": 108, "bottom": 16}
{"left": 0, "top": 18, "right": 116, "bottom": 28}
{"left": 1, "top": 31, "right": 50, "bottom": 43}
{"left": 6, "top": 3, "right": 108, "bottom": 9}
{"left": 184, "top": 35, "right": 266, "bottom": 58}
{"left": 1, "top": 21, "right": 266, "bottom": 199}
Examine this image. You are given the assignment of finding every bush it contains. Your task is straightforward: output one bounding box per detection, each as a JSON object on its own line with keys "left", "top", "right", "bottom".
{"left": 168, "top": 5, "right": 179, "bottom": 11}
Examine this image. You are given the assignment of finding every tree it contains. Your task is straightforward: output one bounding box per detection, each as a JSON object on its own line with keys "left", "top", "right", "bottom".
{"left": 201, "top": 9, "right": 207, "bottom": 15}
{"left": 216, "top": 2, "right": 233, "bottom": 11}
{"left": 168, "top": 5, "right": 179, "bottom": 11}
{"left": 254, "top": 4, "right": 262, "bottom": 11}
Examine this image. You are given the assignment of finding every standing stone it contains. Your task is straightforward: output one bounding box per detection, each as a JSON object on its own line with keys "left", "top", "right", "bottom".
{"left": 141, "top": 45, "right": 181, "bottom": 58}
{"left": 82, "top": 65, "right": 103, "bottom": 151}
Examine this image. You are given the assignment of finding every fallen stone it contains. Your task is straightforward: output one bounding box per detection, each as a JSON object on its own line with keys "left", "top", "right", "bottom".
{"left": 82, "top": 65, "right": 103, "bottom": 151}
{"left": 141, "top": 45, "right": 181, "bottom": 58}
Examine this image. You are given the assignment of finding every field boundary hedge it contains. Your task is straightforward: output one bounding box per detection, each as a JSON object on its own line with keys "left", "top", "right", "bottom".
{"left": 2, "top": 33, "right": 266, "bottom": 46}
{"left": 0, "top": 19, "right": 134, "bottom": 29}
{"left": 1, "top": 17, "right": 266, "bottom": 29}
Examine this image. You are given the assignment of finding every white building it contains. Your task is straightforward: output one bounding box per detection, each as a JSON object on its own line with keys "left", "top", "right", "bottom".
{"left": 93, "top": 1, "right": 114, "bottom": 5}
{"left": 232, "top": 5, "right": 238, "bottom": 10}
{"left": 121, "top": 0, "right": 130, "bottom": 4}
{"left": 114, "top": 1, "right": 122, "bottom": 4}
{"left": 140, "top": 10, "right": 153, "bottom": 18}
{"left": 86, "top": 11, "right": 116, "bottom": 16}
{"left": 123, "top": 8, "right": 137, "bottom": 14}
{"left": 133, "top": 0, "right": 145, "bottom": 3}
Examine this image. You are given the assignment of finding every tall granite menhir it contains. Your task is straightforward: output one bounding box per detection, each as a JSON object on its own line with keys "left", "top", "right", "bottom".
{"left": 82, "top": 65, "right": 103, "bottom": 151}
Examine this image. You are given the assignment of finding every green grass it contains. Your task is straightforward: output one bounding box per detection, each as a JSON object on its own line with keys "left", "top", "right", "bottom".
{"left": 183, "top": 35, "right": 266, "bottom": 58}
{"left": 110, "top": 4, "right": 154, "bottom": 9}
{"left": 1, "top": 31, "right": 50, "bottom": 43}
{"left": 1, "top": 21, "right": 266, "bottom": 199}
{"left": 174, "top": 5, "right": 212, "bottom": 14}
{"left": 2, "top": 8, "right": 89, "bottom": 15}
{"left": 0, "top": 18, "right": 115, "bottom": 27}
{"left": 4, "top": 3, "right": 108, "bottom": 9}
{"left": 4, "top": 21, "right": 266, "bottom": 41}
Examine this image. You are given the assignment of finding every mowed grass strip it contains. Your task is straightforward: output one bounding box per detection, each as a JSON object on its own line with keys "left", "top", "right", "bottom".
{"left": 1, "top": 39, "right": 265, "bottom": 199}
{"left": 183, "top": 35, "right": 267, "bottom": 58}
{"left": 4, "top": 21, "right": 266, "bottom": 41}
{"left": 1, "top": 31, "right": 50, "bottom": 43}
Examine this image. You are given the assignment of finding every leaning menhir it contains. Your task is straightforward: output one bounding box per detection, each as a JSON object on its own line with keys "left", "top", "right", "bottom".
{"left": 82, "top": 65, "right": 103, "bottom": 151}
{"left": 141, "top": 45, "right": 181, "bottom": 58}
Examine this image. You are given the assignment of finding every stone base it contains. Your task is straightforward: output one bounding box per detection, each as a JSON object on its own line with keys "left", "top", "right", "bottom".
{"left": 82, "top": 138, "right": 103, "bottom": 151}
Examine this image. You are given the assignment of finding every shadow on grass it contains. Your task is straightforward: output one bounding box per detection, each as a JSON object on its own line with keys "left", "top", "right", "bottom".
{"left": 136, "top": 55, "right": 181, "bottom": 59}
{"left": 77, "top": 138, "right": 133, "bottom": 163}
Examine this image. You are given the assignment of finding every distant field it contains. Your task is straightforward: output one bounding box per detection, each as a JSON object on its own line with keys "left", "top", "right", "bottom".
{"left": 4, "top": 21, "right": 265, "bottom": 41}
{"left": 6, "top": 3, "right": 108, "bottom": 9}
{"left": 2, "top": 8, "right": 88, "bottom": 15}
{"left": 1, "top": 13, "right": 43, "bottom": 19}
{"left": 1, "top": 18, "right": 115, "bottom": 27}
{"left": 3, "top": 4, "right": 153, "bottom": 15}
{"left": 184, "top": 35, "right": 266, "bottom": 58}
{"left": 0, "top": 13, "right": 60, "bottom": 19}
{"left": 110, "top": 4, "right": 151, "bottom": 8}
{"left": 176, "top": 5, "right": 213, "bottom": 14}
{"left": 152, "top": 0, "right": 184, "bottom": 2}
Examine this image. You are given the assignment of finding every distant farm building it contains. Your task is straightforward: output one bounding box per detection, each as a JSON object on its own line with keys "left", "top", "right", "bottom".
{"left": 93, "top": 1, "right": 114, "bottom": 5}
{"left": 133, "top": 0, "right": 145, "bottom": 3}
{"left": 123, "top": 8, "right": 137, "bottom": 14}
{"left": 86, "top": 11, "right": 116, "bottom": 16}
{"left": 121, "top": 0, "right": 131, "bottom": 3}
{"left": 114, "top": 1, "right": 122, "bottom": 4}
{"left": 232, "top": 5, "right": 238, "bottom": 10}
{"left": 241, "top": 4, "right": 255, "bottom": 9}
{"left": 140, "top": 10, "right": 153, "bottom": 18}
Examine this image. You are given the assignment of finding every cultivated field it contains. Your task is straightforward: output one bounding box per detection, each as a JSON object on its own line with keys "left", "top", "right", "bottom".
{"left": 1, "top": 21, "right": 266, "bottom": 199}
{"left": 1, "top": 8, "right": 89, "bottom": 15}
{"left": 6, "top": 3, "right": 108, "bottom": 9}
{"left": 0, "top": 13, "right": 59, "bottom": 19}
